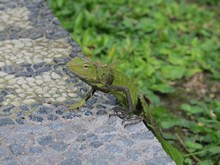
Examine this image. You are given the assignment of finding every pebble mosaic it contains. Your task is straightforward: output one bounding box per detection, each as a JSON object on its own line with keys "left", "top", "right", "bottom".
{"left": 0, "top": 0, "right": 175, "bottom": 164}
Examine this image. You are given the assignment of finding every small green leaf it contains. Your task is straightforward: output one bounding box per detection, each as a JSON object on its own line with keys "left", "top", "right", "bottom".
{"left": 198, "top": 160, "right": 214, "bottom": 165}
{"left": 206, "top": 146, "right": 220, "bottom": 154}
{"left": 180, "top": 104, "right": 204, "bottom": 114}
{"left": 185, "top": 141, "right": 203, "bottom": 150}
{"left": 161, "top": 66, "right": 186, "bottom": 80}
{"left": 150, "top": 84, "right": 175, "bottom": 93}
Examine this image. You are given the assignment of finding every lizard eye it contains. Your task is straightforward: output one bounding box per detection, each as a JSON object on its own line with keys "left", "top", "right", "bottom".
{"left": 83, "top": 64, "right": 89, "bottom": 70}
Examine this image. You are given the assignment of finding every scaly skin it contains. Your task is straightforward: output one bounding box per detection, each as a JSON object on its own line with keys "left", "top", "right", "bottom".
{"left": 66, "top": 57, "right": 149, "bottom": 117}
{"left": 67, "top": 57, "right": 182, "bottom": 163}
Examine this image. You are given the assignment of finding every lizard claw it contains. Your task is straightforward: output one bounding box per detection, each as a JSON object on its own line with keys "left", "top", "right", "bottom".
{"left": 122, "top": 115, "right": 144, "bottom": 128}
{"left": 109, "top": 106, "right": 129, "bottom": 119}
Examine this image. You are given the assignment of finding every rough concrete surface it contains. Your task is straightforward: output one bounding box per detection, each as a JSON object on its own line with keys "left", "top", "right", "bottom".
{"left": 0, "top": 0, "right": 175, "bottom": 164}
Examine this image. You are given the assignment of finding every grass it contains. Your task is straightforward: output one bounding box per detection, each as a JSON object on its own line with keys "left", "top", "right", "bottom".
{"left": 47, "top": 0, "right": 220, "bottom": 164}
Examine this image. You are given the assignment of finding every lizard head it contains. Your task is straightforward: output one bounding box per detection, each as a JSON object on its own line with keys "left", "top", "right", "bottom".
{"left": 67, "top": 57, "right": 97, "bottom": 81}
{"left": 67, "top": 57, "right": 113, "bottom": 85}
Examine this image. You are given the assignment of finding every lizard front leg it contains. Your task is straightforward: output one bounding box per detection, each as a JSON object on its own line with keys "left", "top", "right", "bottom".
{"left": 105, "top": 84, "right": 133, "bottom": 113}
{"left": 68, "top": 88, "right": 96, "bottom": 110}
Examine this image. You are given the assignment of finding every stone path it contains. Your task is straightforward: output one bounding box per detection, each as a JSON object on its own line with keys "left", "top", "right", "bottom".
{"left": 0, "top": 0, "right": 175, "bottom": 164}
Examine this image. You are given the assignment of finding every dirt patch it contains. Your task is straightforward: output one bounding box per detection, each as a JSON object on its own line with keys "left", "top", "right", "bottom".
{"left": 160, "top": 73, "right": 220, "bottom": 114}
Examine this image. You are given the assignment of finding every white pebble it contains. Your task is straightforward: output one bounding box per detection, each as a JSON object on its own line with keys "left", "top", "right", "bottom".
{"left": 51, "top": 72, "right": 61, "bottom": 79}
{"left": 0, "top": 84, "right": 4, "bottom": 89}
{"left": 62, "top": 93, "right": 67, "bottom": 97}
{"left": 11, "top": 102, "right": 20, "bottom": 106}
{"left": 28, "top": 82, "right": 36, "bottom": 87}
{"left": 43, "top": 86, "right": 49, "bottom": 91}
{"left": 8, "top": 79, "right": 16, "bottom": 84}
{"left": 17, "top": 54, "right": 23, "bottom": 58}
{"left": 58, "top": 81, "right": 65, "bottom": 86}
{"left": 34, "top": 59, "right": 43, "bottom": 63}
{"left": 0, "top": 78, "right": 4, "bottom": 83}
{"left": 5, "top": 60, "right": 11, "bottom": 65}
{"left": 45, "top": 98, "right": 55, "bottom": 103}
{"left": 0, "top": 62, "right": 4, "bottom": 67}
{"left": 49, "top": 88, "right": 57, "bottom": 94}
{"left": 4, "top": 74, "right": 15, "bottom": 80}
{"left": 9, "top": 56, "right": 17, "bottom": 61}
{"left": 26, "top": 88, "right": 34, "bottom": 92}
{"left": 6, "top": 94, "right": 16, "bottom": 99}
{"left": 15, "top": 89, "right": 23, "bottom": 93}
{"left": 18, "top": 93, "right": 26, "bottom": 98}
{"left": 35, "top": 88, "right": 43, "bottom": 94}
{"left": 23, "top": 99, "right": 36, "bottom": 104}
{"left": 0, "top": 71, "right": 7, "bottom": 77}
{"left": 14, "top": 42, "right": 24, "bottom": 48}
{"left": 36, "top": 80, "right": 43, "bottom": 85}
{"left": 44, "top": 58, "right": 53, "bottom": 63}
{"left": 68, "top": 93, "right": 77, "bottom": 98}
{"left": 26, "top": 77, "right": 35, "bottom": 82}
{"left": 56, "top": 97, "right": 66, "bottom": 102}
{"left": 53, "top": 94, "right": 59, "bottom": 98}
{"left": 35, "top": 76, "right": 42, "bottom": 80}
{"left": 17, "top": 79, "right": 26, "bottom": 85}
{"left": 25, "top": 42, "right": 32, "bottom": 47}
{"left": 16, "top": 59, "right": 25, "bottom": 64}
{"left": 2, "top": 100, "right": 10, "bottom": 106}
{"left": 43, "top": 93, "right": 51, "bottom": 98}
{"left": 22, "top": 84, "right": 29, "bottom": 89}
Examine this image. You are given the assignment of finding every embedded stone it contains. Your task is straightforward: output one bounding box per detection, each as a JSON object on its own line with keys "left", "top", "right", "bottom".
{"left": 21, "top": 84, "right": 29, "bottom": 89}
{"left": 0, "top": 78, "right": 4, "bottom": 83}
{"left": 4, "top": 74, "right": 15, "bottom": 80}
{"left": 49, "top": 141, "right": 68, "bottom": 152}
{"left": 0, "top": 118, "right": 15, "bottom": 126}
{"left": 3, "top": 66, "right": 14, "bottom": 74}
{"left": 68, "top": 93, "right": 77, "bottom": 98}
{"left": 44, "top": 58, "right": 53, "bottom": 63}
{"left": 9, "top": 144, "right": 25, "bottom": 155}
{"left": 16, "top": 79, "right": 26, "bottom": 85}
{"left": 51, "top": 72, "right": 61, "bottom": 79}
{"left": 0, "top": 71, "right": 7, "bottom": 77}
{"left": 0, "top": 62, "right": 4, "bottom": 67}
{"left": 47, "top": 114, "right": 58, "bottom": 121}
{"left": 43, "top": 93, "right": 51, "bottom": 98}
{"left": 8, "top": 78, "right": 16, "bottom": 84}
{"left": 37, "top": 136, "right": 53, "bottom": 146}
{"left": 26, "top": 77, "right": 35, "bottom": 82}
{"left": 28, "top": 82, "right": 36, "bottom": 87}
{"left": 89, "top": 141, "right": 103, "bottom": 148}
{"left": 29, "top": 147, "right": 42, "bottom": 155}
{"left": 16, "top": 119, "right": 25, "bottom": 125}
{"left": 29, "top": 115, "right": 44, "bottom": 122}
{"left": 18, "top": 93, "right": 26, "bottom": 98}
{"left": 96, "top": 110, "right": 107, "bottom": 116}
{"left": 36, "top": 80, "right": 43, "bottom": 85}
{"left": 23, "top": 99, "right": 36, "bottom": 104}
{"left": 14, "top": 42, "right": 24, "bottom": 48}
{"left": 59, "top": 158, "right": 82, "bottom": 165}
{"left": 2, "top": 105, "right": 15, "bottom": 112}
{"left": 56, "top": 97, "right": 66, "bottom": 102}
{"left": 20, "top": 105, "right": 29, "bottom": 111}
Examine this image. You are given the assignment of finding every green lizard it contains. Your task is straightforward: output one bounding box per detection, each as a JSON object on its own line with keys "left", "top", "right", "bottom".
{"left": 66, "top": 57, "right": 151, "bottom": 123}
{"left": 66, "top": 57, "right": 184, "bottom": 164}
{"left": 67, "top": 57, "right": 183, "bottom": 164}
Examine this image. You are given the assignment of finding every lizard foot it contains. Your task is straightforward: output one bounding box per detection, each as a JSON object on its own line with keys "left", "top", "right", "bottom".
{"left": 122, "top": 115, "right": 144, "bottom": 128}
{"left": 109, "top": 106, "right": 144, "bottom": 127}
{"left": 109, "top": 106, "right": 130, "bottom": 119}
